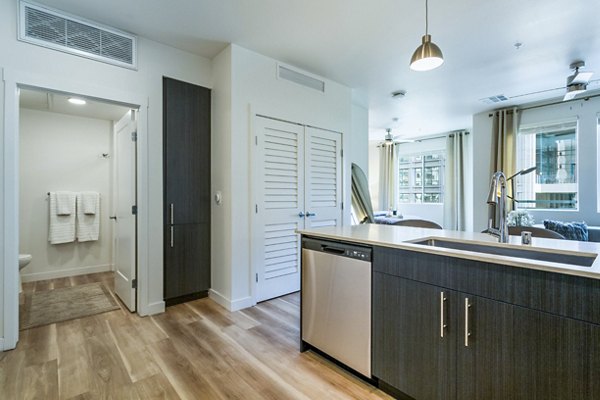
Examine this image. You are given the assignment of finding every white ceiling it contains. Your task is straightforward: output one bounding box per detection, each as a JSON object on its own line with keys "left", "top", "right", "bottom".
{"left": 20, "top": 88, "right": 132, "bottom": 121}
{"left": 32, "top": 0, "right": 600, "bottom": 140}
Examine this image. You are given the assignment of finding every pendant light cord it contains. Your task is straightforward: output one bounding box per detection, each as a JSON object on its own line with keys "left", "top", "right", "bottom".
{"left": 425, "top": 0, "right": 429, "bottom": 35}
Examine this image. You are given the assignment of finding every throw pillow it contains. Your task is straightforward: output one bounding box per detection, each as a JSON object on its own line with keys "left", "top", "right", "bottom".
{"left": 543, "top": 220, "right": 589, "bottom": 241}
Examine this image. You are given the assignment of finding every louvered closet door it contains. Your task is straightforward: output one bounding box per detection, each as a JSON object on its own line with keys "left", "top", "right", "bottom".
{"left": 304, "top": 127, "right": 343, "bottom": 229}
{"left": 254, "top": 117, "right": 305, "bottom": 302}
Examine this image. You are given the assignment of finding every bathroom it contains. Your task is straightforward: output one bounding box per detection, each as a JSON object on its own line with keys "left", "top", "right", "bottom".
{"left": 18, "top": 87, "right": 135, "bottom": 328}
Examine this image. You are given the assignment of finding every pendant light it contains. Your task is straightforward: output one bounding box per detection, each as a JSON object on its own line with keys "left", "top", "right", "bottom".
{"left": 410, "top": 0, "right": 444, "bottom": 71}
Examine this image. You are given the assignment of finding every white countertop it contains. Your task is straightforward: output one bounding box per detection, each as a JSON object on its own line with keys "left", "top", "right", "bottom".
{"left": 297, "top": 224, "right": 600, "bottom": 280}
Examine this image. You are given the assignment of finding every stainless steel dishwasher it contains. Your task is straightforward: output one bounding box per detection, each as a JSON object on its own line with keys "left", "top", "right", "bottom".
{"left": 301, "top": 237, "right": 372, "bottom": 377}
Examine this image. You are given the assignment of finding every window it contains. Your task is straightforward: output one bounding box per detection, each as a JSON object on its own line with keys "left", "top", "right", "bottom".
{"left": 516, "top": 119, "right": 578, "bottom": 209}
{"left": 398, "top": 150, "right": 445, "bottom": 204}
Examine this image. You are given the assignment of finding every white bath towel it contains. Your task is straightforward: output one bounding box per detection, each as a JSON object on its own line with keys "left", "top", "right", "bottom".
{"left": 80, "top": 192, "right": 100, "bottom": 215}
{"left": 48, "top": 192, "right": 76, "bottom": 244}
{"left": 55, "top": 191, "right": 76, "bottom": 216}
{"left": 76, "top": 193, "right": 100, "bottom": 242}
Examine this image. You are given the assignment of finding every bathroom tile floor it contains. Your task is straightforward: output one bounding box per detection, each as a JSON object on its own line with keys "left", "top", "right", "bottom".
{"left": 1, "top": 272, "right": 391, "bottom": 399}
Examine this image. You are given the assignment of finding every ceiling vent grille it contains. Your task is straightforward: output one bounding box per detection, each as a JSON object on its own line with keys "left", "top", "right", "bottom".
{"left": 278, "top": 65, "right": 325, "bottom": 93}
{"left": 19, "top": 1, "right": 137, "bottom": 69}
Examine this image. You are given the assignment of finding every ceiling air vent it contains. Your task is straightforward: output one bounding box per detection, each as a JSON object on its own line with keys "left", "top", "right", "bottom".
{"left": 19, "top": 1, "right": 137, "bottom": 69}
{"left": 479, "top": 94, "right": 509, "bottom": 105}
{"left": 278, "top": 65, "right": 325, "bottom": 93}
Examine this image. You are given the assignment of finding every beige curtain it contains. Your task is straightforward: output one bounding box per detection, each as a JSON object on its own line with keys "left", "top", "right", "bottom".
{"left": 490, "top": 108, "right": 518, "bottom": 222}
{"left": 444, "top": 131, "right": 467, "bottom": 230}
{"left": 378, "top": 144, "right": 398, "bottom": 212}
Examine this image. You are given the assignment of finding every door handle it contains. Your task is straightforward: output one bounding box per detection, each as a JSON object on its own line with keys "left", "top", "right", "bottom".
{"left": 109, "top": 216, "right": 117, "bottom": 221}
{"left": 306, "top": 212, "right": 316, "bottom": 217}
{"left": 298, "top": 212, "right": 305, "bottom": 218}
{"left": 464, "top": 297, "right": 472, "bottom": 347}
{"left": 170, "top": 226, "right": 174, "bottom": 248}
{"left": 170, "top": 203, "right": 174, "bottom": 224}
{"left": 440, "top": 291, "right": 447, "bottom": 338}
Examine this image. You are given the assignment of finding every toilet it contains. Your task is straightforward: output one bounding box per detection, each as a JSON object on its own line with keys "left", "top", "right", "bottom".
{"left": 19, "top": 254, "right": 32, "bottom": 270}
{"left": 19, "top": 254, "right": 32, "bottom": 293}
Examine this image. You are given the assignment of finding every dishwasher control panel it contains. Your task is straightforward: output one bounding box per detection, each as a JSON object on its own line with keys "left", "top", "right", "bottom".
{"left": 345, "top": 249, "right": 370, "bottom": 260}
{"left": 302, "top": 237, "right": 372, "bottom": 262}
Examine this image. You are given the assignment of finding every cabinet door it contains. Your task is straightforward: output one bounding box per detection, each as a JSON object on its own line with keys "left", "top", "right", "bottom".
{"left": 163, "top": 77, "right": 211, "bottom": 225}
{"left": 457, "top": 294, "right": 600, "bottom": 400}
{"left": 164, "top": 224, "right": 210, "bottom": 301}
{"left": 373, "top": 272, "right": 456, "bottom": 400}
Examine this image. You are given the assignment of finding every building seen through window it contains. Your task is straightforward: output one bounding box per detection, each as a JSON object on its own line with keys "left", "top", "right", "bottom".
{"left": 398, "top": 151, "right": 445, "bottom": 204}
{"left": 516, "top": 119, "right": 578, "bottom": 209}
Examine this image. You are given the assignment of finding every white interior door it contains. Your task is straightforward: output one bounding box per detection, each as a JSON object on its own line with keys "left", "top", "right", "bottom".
{"left": 304, "top": 127, "right": 343, "bottom": 229}
{"left": 113, "top": 110, "right": 137, "bottom": 311}
{"left": 254, "top": 116, "right": 305, "bottom": 302}
{"left": 253, "top": 117, "right": 344, "bottom": 302}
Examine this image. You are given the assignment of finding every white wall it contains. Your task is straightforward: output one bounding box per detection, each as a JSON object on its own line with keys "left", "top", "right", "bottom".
{"left": 368, "top": 141, "right": 380, "bottom": 209}
{"left": 470, "top": 111, "right": 494, "bottom": 232}
{"left": 0, "top": 0, "right": 211, "bottom": 342}
{"left": 19, "top": 108, "right": 114, "bottom": 281}
{"left": 210, "top": 44, "right": 356, "bottom": 310}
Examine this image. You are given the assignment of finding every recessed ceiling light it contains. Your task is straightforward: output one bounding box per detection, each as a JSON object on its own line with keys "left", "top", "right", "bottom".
{"left": 68, "top": 97, "right": 86, "bottom": 105}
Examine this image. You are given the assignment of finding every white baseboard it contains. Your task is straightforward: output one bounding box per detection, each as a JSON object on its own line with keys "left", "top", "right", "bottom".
{"left": 0, "top": 338, "right": 5, "bottom": 351}
{"left": 209, "top": 289, "right": 254, "bottom": 312}
{"left": 21, "top": 263, "right": 113, "bottom": 282}
{"left": 142, "top": 301, "right": 165, "bottom": 316}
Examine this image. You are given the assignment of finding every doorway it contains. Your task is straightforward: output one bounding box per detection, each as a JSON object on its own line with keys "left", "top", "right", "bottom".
{"left": 2, "top": 74, "right": 149, "bottom": 350}
{"left": 17, "top": 87, "right": 138, "bottom": 329}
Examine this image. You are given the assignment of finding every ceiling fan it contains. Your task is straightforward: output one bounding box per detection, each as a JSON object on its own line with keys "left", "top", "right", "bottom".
{"left": 379, "top": 129, "right": 415, "bottom": 146}
{"left": 563, "top": 61, "right": 594, "bottom": 101}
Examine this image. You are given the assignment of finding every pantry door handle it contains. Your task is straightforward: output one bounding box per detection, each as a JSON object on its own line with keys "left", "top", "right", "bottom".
{"left": 170, "top": 226, "right": 174, "bottom": 248}
{"left": 440, "top": 291, "right": 447, "bottom": 338}
{"left": 298, "top": 212, "right": 306, "bottom": 218}
{"left": 306, "top": 212, "right": 316, "bottom": 217}
{"left": 465, "top": 297, "right": 472, "bottom": 347}
{"left": 170, "top": 203, "right": 174, "bottom": 224}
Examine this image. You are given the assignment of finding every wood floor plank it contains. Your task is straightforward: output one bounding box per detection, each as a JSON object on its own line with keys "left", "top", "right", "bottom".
{"left": 105, "top": 317, "right": 161, "bottom": 382}
{"left": 148, "top": 338, "right": 224, "bottom": 400}
{"left": 133, "top": 373, "right": 180, "bottom": 400}
{"left": 21, "top": 359, "right": 59, "bottom": 400}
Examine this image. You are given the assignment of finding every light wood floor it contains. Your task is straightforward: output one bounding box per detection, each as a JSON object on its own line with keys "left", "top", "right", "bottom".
{"left": 1, "top": 272, "right": 392, "bottom": 399}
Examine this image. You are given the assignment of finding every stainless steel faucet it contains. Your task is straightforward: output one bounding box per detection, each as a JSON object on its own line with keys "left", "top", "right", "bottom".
{"left": 486, "top": 171, "right": 509, "bottom": 243}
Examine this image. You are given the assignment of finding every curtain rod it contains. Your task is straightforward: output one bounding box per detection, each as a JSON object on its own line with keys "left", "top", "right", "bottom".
{"left": 402, "top": 130, "right": 469, "bottom": 143}
{"left": 488, "top": 91, "right": 600, "bottom": 117}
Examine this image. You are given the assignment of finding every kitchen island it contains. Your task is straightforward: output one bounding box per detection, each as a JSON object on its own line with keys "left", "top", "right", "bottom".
{"left": 298, "top": 224, "right": 600, "bottom": 400}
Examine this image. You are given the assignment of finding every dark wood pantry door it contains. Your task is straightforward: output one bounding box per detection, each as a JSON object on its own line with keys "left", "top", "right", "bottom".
{"left": 163, "top": 77, "right": 211, "bottom": 305}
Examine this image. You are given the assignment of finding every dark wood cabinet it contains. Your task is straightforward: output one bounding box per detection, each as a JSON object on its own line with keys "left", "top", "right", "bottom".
{"left": 373, "top": 246, "right": 600, "bottom": 400}
{"left": 163, "top": 77, "right": 211, "bottom": 305}
{"left": 373, "top": 273, "right": 456, "bottom": 400}
{"left": 164, "top": 224, "right": 211, "bottom": 301}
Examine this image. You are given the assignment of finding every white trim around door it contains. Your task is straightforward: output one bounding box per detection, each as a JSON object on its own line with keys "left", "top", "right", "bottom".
{"left": 1, "top": 68, "right": 151, "bottom": 350}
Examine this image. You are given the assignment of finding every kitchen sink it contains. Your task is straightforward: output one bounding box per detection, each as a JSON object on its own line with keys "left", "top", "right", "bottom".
{"left": 410, "top": 238, "right": 597, "bottom": 267}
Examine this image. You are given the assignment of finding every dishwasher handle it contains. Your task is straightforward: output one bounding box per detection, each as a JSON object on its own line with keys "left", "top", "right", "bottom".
{"left": 321, "top": 245, "right": 346, "bottom": 255}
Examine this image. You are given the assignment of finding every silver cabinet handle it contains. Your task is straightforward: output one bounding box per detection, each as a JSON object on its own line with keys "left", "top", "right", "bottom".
{"left": 440, "top": 291, "right": 447, "bottom": 338}
{"left": 298, "top": 212, "right": 305, "bottom": 218}
{"left": 170, "top": 226, "right": 174, "bottom": 248}
{"left": 170, "top": 203, "right": 174, "bottom": 224}
{"left": 306, "top": 212, "right": 316, "bottom": 217}
{"left": 109, "top": 216, "right": 117, "bottom": 221}
{"left": 465, "top": 297, "right": 471, "bottom": 347}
